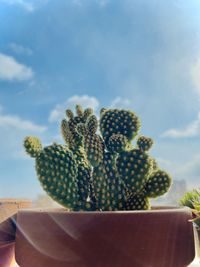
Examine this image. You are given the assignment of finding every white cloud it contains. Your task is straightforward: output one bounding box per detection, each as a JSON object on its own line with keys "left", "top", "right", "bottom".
{"left": 0, "top": 0, "right": 35, "bottom": 11}
{"left": 49, "top": 95, "right": 135, "bottom": 124}
{"left": 161, "top": 112, "right": 200, "bottom": 138}
{"left": 0, "top": 114, "right": 46, "bottom": 132}
{"left": 0, "top": 106, "right": 47, "bottom": 161}
{"left": 0, "top": 53, "right": 34, "bottom": 81}
{"left": 8, "top": 43, "right": 33, "bottom": 56}
{"left": 110, "top": 97, "right": 131, "bottom": 109}
{"left": 49, "top": 109, "right": 61, "bottom": 123}
{"left": 49, "top": 95, "right": 99, "bottom": 123}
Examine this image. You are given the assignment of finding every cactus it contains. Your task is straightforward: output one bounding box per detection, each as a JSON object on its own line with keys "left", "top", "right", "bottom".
{"left": 24, "top": 105, "right": 172, "bottom": 211}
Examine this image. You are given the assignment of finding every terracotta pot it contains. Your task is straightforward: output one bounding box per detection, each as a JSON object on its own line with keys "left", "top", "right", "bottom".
{"left": 15, "top": 206, "right": 195, "bottom": 267}
{"left": 0, "top": 199, "right": 31, "bottom": 267}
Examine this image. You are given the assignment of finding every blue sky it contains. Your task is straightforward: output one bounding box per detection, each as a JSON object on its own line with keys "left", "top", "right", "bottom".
{"left": 0, "top": 0, "right": 200, "bottom": 199}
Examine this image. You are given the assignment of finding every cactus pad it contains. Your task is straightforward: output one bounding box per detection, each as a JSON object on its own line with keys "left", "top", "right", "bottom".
{"left": 100, "top": 109, "right": 141, "bottom": 144}
{"left": 36, "top": 143, "right": 79, "bottom": 209}
{"left": 126, "top": 194, "right": 150, "bottom": 210}
{"left": 137, "top": 136, "right": 153, "bottom": 152}
{"left": 116, "top": 148, "right": 152, "bottom": 193}
{"left": 24, "top": 136, "right": 42, "bottom": 158}
{"left": 145, "top": 170, "right": 172, "bottom": 198}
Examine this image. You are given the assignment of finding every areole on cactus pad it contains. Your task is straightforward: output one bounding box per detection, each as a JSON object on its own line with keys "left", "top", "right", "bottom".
{"left": 24, "top": 105, "right": 172, "bottom": 211}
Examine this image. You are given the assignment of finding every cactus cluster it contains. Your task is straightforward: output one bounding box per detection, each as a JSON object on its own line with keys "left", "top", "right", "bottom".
{"left": 24, "top": 105, "right": 172, "bottom": 211}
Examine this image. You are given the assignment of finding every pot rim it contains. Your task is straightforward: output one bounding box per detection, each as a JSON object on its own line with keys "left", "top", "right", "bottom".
{"left": 17, "top": 205, "right": 191, "bottom": 214}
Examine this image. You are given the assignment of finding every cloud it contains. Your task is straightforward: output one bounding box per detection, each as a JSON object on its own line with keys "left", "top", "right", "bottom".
{"left": 8, "top": 43, "right": 33, "bottom": 56}
{"left": 110, "top": 97, "right": 131, "bottom": 109}
{"left": 49, "top": 95, "right": 135, "bottom": 124}
{"left": 0, "top": 105, "right": 3, "bottom": 113}
{"left": 0, "top": 114, "right": 46, "bottom": 132}
{"left": 0, "top": 53, "right": 34, "bottom": 81}
{"left": 161, "top": 112, "right": 200, "bottom": 138}
{"left": 0, "top": 0, "right": 35, "bottom": 12}
{"left": 49, "top": 95, "right": 99, "bottom": 123}
{"left": 0, "top": 105, "right": 47, "bottom": 162}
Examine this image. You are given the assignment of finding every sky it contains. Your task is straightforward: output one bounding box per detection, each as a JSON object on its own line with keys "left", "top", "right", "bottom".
{"left": 0, "top": 0, "right": 200, "bottom": 199}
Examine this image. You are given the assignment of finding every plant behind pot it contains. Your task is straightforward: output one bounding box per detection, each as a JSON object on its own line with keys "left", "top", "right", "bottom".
{"left": 179, "top": 189, "right": 200, "bottom": 259}
{"left": 24, "top": 105, "right": 172, "bottom": 211}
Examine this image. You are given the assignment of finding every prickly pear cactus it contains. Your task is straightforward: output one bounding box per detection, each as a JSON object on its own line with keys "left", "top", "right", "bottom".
{"left": 24, "top": 105, "right": 172, "bottom": 211}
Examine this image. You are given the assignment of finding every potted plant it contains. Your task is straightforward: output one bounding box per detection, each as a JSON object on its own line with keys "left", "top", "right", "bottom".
{"left": 12, "top": 105, "right": 195, "bottom": 266}
{"left": 179, "top": 189, "right": 200, "bottom": 261}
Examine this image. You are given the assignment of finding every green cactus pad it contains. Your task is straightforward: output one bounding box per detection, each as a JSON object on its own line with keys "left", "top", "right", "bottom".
{"left": 116, "top": 148, "right": 152, "bottom": 193}
{"left": 61, "top": 119, "right": 73, "bottom": 145}
{"left": 107, "top": 134, "right": 129, "bottom": 153}
{"left": 100, "top": 109, "right": 141, "bottom": 144}
{"left": 61, "top": 119, "right": 83, "bottom": 148}
{"left": 145, "top": 170, "right": 172, "bottom": 198}
{"left": 24, "top": 136, "right": 42, "bottom": 158}
{"left": 83, "top": 108, "right": 93, "bottom": 120}
{"left": 150, "top": 158, "right": 158, "bottom": 171}
{"left": 66, "top": 109, "right": 74, "bottom": 119}
{"left": 86, "top": 115, "right": 98, "bottom": 134}
{"left": 77, "top": 115, "right": 104, "bottom": 168}
{"left": 62, "top": 105, "right": 92, "bottom": 148}
{"left": 73, "top": 147, "right": 92, "bottom": 203}
{"left": 93, "top": 152, "right": 127, "bottom": 211}
{"left": 137, "top": 136, "right": 153, "bottom": 152}
{"left": 35, "top": 143, "right": 79, "bottom": 209}
{"left": 76, "top": 105, "right": 84, "bottom": 117}
{"left": 85, "top": 134, "right": 104, "bottom": 167}
{"left": 126, "top": 194, "right": 150, "bottom": 210}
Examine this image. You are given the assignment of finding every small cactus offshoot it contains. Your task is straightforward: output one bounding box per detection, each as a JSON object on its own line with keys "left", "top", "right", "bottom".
{"left": 24, "top": 105, "right": 172, "bottom": 211}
